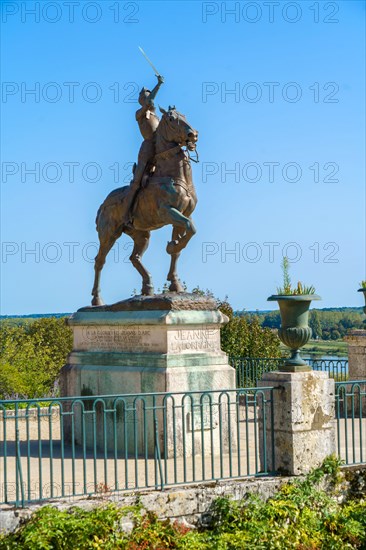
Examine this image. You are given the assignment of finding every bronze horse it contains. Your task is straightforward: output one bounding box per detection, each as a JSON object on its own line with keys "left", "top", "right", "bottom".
{"left": 91, "top": 107, "right": 198, "bottom": 305}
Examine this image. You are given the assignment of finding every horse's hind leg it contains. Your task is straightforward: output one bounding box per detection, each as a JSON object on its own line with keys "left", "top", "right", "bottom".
{"left": 91, "top": 230, "right": 120, "bottom": 306}
{"left": 167, "top": 227, "right": 184, "bottom": 292}
{"left": 129, "top": 229, "right": 154, "bottom": 296}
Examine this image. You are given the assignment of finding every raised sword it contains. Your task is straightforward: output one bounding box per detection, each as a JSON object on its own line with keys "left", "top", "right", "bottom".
{"left": 138, "top": 46, "right": 162, "bottom": 78}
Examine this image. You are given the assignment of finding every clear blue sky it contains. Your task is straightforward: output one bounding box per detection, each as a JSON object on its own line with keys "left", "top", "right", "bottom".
{"left": 1, "top": 0, "right": 365, "bottom": 315}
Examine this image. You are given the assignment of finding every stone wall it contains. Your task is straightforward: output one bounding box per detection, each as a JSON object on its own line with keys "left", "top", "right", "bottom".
{"left": 0, "top": 476, "right": 288, "bottom": 534}
{"left": 2, "top": 467, "right": 366, "bottom": 535}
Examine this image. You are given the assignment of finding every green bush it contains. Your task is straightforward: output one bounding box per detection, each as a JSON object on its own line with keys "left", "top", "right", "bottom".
{"left": 0, "top": 318, "right": 72, "bottom": 399}
{"left": 219, "top": 300, "right": 281, "bottom": 359}
{"left": 2, "top": 458, "right": 362, "bottom": 550}
{"left": 0, "top": 503, "right": 125, "bottom": 550}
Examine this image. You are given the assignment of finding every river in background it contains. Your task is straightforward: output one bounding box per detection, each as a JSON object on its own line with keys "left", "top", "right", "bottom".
{"left": 302, "top": 355, "right": 349, "bottom": 376}
{"left": 303, "top": 355, "right": 348, "bottom": 362}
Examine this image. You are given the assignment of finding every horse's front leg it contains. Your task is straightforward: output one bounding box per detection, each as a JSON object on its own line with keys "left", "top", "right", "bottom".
{"left": 160, "top": 206, "right": 196, "bottom": 255}
{"left": 129, "top": 229, "right": 154, "bottom": 295}
{"left": 167, "top": 227, "right": 184, "bottom": 292}
{"left": 92, "top": 232, "right": 120, "bottom": 306}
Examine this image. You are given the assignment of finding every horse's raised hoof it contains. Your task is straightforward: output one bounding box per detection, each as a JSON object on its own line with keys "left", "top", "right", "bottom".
{"left": 166, "top": 240, "right": 179, "bottom": 255}
{"left": 141, "top": 283, "right": 154, "bottom": 296}
{"left": 91, "top": 296, "right": 105, "bottom": 306}
{"left": 169, "top": 280, "right": 184, "bottom": 293}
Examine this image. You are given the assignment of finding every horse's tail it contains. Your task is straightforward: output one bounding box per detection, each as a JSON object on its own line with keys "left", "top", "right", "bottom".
{"left": 95, "top": 186, "right": 129, "bottom": 232}
{"left": 95, "top": 205, "right": 102, "bottom": 228}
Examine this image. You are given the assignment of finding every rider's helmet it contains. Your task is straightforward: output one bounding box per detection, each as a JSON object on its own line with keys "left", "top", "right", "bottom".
{"left": 138, "top": 87, "right": 151, "bottom": 106}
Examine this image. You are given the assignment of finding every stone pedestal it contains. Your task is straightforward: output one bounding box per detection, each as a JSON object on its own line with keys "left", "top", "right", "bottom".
{"left": 343, "top": 330, "right": 366, "bottom": 416}
{"left": 345, "top": 330, "right": 366, "bottom": 381}
{"left": 60, "top": 293, "right": 236, "bottom": 458}
{"left": 258, "top": 370, "right": 336, "bottom": 475}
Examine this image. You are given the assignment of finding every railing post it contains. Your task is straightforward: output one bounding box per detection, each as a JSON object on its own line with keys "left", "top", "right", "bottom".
{"left": 258, "top": 370, "right": 336, "bottom": 475}
{"left": 345, "top": 329, "right": 366, "bottom": 381}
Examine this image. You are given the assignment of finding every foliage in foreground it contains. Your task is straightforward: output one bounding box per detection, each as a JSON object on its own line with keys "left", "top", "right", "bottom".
{"left": 1, "top": 457, "right": 366, "bottom": 549}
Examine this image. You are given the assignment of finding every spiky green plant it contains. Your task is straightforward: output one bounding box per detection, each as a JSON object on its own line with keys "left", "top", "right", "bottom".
{"left": 276, "top": 257, "right": 315, "bottom": 295}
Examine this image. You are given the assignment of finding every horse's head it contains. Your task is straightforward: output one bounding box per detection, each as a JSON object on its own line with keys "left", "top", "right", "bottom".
{"left": 159, "top": 106, "right": 198, "bottom": 152}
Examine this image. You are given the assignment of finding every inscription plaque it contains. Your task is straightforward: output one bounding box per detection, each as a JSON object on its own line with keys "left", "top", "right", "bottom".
{"left": 169, "top": 327, "right": 221, "bottom": 353}
{"left": 74, "top": 326, "right": 163, "bottom": 352}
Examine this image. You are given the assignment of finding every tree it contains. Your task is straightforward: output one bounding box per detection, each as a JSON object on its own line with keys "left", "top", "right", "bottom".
{"left": 218, "top": 299, "right": 281, "bottom": 358}
{"left": 262, "top": 312, "right": 281, "bottom": 329}
{"left": 309, "top": 310, "right": 322, "bottom": 339}
{"left": 0, "top": 318, "right": 72, "bottom": 399}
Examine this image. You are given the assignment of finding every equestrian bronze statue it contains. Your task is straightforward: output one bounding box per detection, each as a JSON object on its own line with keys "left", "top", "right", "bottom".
{"left": 91, "top": 77, "right": 198, "bottom": 305}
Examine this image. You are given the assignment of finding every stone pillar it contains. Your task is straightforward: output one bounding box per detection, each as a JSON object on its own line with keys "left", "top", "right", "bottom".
{"left": 258, "top": 370, "right": 336, "bottom": 475}
{"left": 345, "top": 329, "right": 366, "bottom": 381}
{"left": 60, "top": 293, "right": 236, "bottom": 457}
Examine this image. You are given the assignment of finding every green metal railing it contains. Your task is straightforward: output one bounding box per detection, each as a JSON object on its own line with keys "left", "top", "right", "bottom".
{"left": 231, "top": 357, "right": 349, "bottom": 387}
{"left": 335, "top": 381, "right": 366, "bottom": 465}
{"left": 230, "top": 357, "right": 285, "bottom": 387}
{"left": 0, "top": 387, "right": 275, "bottom": 507}
{"left": 309, "top": 359, "right": 348, "bottom": 381}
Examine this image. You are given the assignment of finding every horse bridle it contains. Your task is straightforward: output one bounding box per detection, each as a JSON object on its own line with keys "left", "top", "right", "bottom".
{"left": 158, "top": 112, "right": 199, "bottom": 164}
{"left": 184, "top": 147, "right": 199, "bottom": 163}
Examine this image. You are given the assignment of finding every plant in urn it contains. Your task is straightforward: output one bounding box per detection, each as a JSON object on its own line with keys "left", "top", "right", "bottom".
{"left": 268, "top": 258, "right": 321, "bottom": 372}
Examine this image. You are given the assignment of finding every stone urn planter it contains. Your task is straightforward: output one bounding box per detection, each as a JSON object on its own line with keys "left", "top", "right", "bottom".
{"left": 358, "top": 288, "right": 366, "bottom": 315}
{"left": 267, "top": 294, "right": 321, "bottom": 372}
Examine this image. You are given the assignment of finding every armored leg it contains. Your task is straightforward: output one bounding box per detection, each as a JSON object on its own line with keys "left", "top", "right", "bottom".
{"left": 121, "top": 163, "right": 146, "bottom": 225}
{"left": 121, "top": 138, "right": 154, "bottom": 226}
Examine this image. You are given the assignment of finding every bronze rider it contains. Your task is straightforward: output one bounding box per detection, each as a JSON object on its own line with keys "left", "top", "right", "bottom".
{"left": 122, "top": 74, "right": 164, "bottom": 225}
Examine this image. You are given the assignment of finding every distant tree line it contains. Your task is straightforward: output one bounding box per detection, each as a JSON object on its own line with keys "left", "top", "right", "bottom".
{"left": 245, "top": 308, "right": 365, "bottom": 340}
